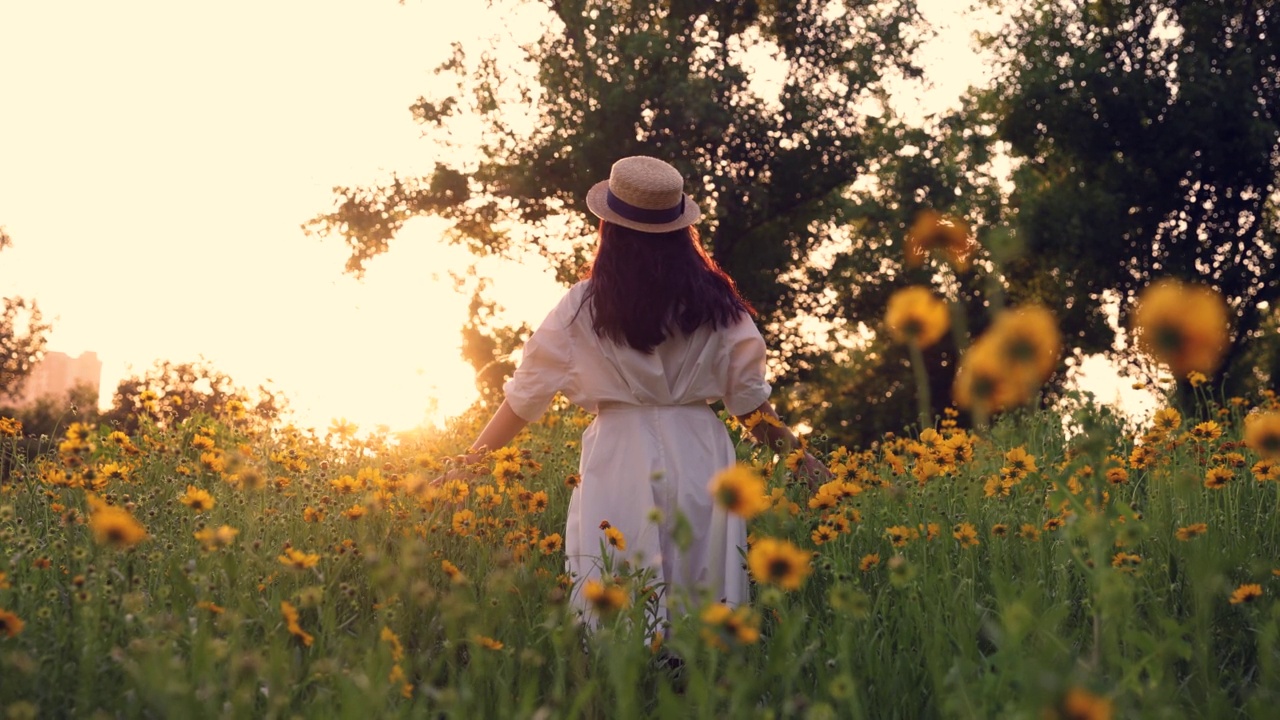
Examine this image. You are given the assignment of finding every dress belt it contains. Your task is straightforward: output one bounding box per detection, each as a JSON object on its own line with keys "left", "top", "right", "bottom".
{"left": 596, "top": 400, "right": 711, "bottom": 412}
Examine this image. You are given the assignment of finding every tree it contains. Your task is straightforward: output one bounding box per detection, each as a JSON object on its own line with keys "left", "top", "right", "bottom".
{"left": 102, "top": 359, "right": 287, "bottom": 434}
{"left": 974, "top": 0, "right": 1280, "bottom": 398}
{"left": 0, "top": 227, "right": 51, "bottom": 399}
{"left": 307, "top": 0, "right": 928, "bottom": 388}
{"left": 0, "top": 380, "right": 101, "bottom": 441}
{"left": 785, "top": 111, "right": 1018, "bottom": 446}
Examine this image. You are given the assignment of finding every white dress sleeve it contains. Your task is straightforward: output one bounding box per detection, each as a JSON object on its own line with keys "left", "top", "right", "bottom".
{"left": 721, "top": 313, "right": 772, "bottom": 417}
{"left": 502, "top": 286, "right": 581, "bottom": 422}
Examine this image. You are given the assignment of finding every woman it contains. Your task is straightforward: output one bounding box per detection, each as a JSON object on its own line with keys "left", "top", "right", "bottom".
{"left": 443, "top": 156, "right": 830, "bottom": 625}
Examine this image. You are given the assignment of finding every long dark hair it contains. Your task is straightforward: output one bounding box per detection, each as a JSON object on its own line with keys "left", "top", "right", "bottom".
{"left": 582, "top": 221, "right": 755, "bottom": 353}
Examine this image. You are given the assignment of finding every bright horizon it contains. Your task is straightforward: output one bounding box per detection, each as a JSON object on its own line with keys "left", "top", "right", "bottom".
{"left": 0, "top": 0, "right": 1150, "bottom": 434}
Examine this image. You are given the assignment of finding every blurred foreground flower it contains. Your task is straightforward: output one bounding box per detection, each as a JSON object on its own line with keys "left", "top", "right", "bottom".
{"left": 582, "top": 580, "right": 629, "bottom": 616}
{"left": 709, "top": 464, "right": 768, "bottom": 519}
{"left": 885, "top": 286, "right": 950, "bottom": 348}
{"left": 0, "top": 608, "right": 23, "bottom": 638}
{"left": 700, "top": 602, "right": 761, "bottom": 649}
{"left": 1132, "top": 279, "right": 1229, "bottom": 377}
{"left": 279, "top": 548, "right": 321, "bottom": 570}
{"left": 747, "top": 537, "right": 812, "bottom": 591}
{"left": 1046, "top": 687, "right": 1112, "bottom": 720}
{"left": 987, "top": 304, "right": 1061, "bottom": 383}
{"left": 905, "top": 210, "right": 974, "bottom": 272}
{"left": 1244, "top": 411, "right": 1280, "bottom": 458}
{"left": 87, "top": 494, "right": 147, "bottom": 548}
{"left": 955, "top": 305, "right": 1061, "bottom": 417}
{"left": 1229, "top": 583, "right": 1263, "bottom": 605}
{"left": 953, "top": 336, "right": 1020, "bottom": 413}
{"left": 194, "top": 525, "right": 239, "bottom": 552}
{"left": 281, "top": 601, "right": 314, "bottom": 646}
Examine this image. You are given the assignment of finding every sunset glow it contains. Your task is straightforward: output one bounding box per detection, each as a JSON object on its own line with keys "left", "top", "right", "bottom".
{"left": 0, "top": 1, "right": 563, "bottom": 432}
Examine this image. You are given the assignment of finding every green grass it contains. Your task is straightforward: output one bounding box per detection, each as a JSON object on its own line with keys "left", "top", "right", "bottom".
{"left": 1, "top": 390, "right": 1279, "bottom": 719}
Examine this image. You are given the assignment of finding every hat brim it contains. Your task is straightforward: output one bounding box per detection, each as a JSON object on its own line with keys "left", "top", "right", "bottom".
{"left": 585, "top": 179, "right": 702, "bottom": 234}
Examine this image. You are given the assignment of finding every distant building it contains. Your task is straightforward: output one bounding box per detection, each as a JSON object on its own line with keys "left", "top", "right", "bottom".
{"left": 10, "top": 351, "right": 101, "bottom": 409}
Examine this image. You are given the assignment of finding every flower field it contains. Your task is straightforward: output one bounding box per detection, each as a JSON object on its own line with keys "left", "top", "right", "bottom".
{"left": 2, "top": 380, "right": 1280, "bottom": 719}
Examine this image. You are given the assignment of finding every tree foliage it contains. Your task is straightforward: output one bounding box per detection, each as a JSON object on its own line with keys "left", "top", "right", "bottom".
{"left": 976, "top": 0, "right": 1280, "bottom": 396}
{"left": 307, "top": 0, "right": 926, "bottom": 372}
{"left": 0, "top": 227, "right": 52, "bottom": 399}
{"left": 102, "top": 359, "right": 286, "bottom": 434}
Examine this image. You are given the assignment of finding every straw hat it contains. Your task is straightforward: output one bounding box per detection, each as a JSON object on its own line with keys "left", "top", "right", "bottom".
{"left": 585, "top": 156, "right": 702, "bottom": 233}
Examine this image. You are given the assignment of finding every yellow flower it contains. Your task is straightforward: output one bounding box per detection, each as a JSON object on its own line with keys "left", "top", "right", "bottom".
{"left": 341, "top": 504, "right": 367, "bottom": 520}
{"left": 179, "top": 485, "right": 216, "bottom": 512}
{"left": 1004, "top": 447, "right": 1037, "bottom": 475}
{"left": 1050, "top": 687, "right": 1113, "bottom": 720}
{"left": 539, "top": 533, "right": 564, "bottom": 555}
{"left": 885, "top": 286, "right": 950, "bottom": 348}
{"left": 1111, "top": 552, "right": 1142, "bottom": 573}
{"left": 474, "top": 635, "right": 504, "bottom": 650}
{"left": 700, "top": 602, "right": 761, "bottom": 649}
{"left": 747, "top": 537, "right": 812, "bottom": 591}
{"left": 885, "top": 525, "right": 917, "bottom": 547}
{"left": 451, "top": 509, "right": 475, "bottom": 535}
{"left": 953, "top": 334, "right": 1024, "bottom": 412}
{"left": 710, "top": 464, "right": 769, "bottom": 519}
{"left": 1187, "top": 371, "right": 1208, "bottom": 387}
{"left": 905, "top": 209, "right": 974, "bottom": 271}
{"left": 97, "top": 462, "right": 132, "bottom": 483}
{"left": 859, "top": 553, "right": 880, "bottom": 572}
{"left": 1253, "top": 458, "right": 1279, "bottom": 483}
{"left": 811, "top": 524, "right": 839, "bottom": 546}
{"left": 0, "top": 608, "right": 24, "bottom": 638}
{"left": 1175, "top": 523, "right": 1208, "bottom": 541}
{"left": 1132, "top": 279, "right": 1229, "bottom": 377}
{"left": 0, "top": 417, "right": 21, "bottom": 437}
{"left": 952, "top": 522, "right": 979, "bottom": 548}
{"left": 381, "top": 626, "right": 405, "bottom": 661}
{"left": 524, "top": 490, "right": 549, "bottom": 513}
{"left": 441, "top": 560, "right": 465, "bottom": 583}
{"left": 1229, "top": 583, "right": 1263, "bottom": 605}
{"left": 991, "top": 523, "right": 1009, "bottom": 537}
{"left": 281, "top": 601, "right": 313, "bottom": 647}
{"left": 1105, "top": 467, "right": 1129, "bottom": 485}
{"left": 1244, "top": 411, "right": 1280, "bottom": 459}
{"left": 987, "top": 304, "right": 1062, "bottom": 384}
{"left": 1151, "top": 407, "right": 1182, "bottom": 436}
{"left": 1204, "top": 467, "right": 1233, "bottom": 489}
{"left": 604, "top": 526, "right": 627, "bottom": 552}
{"left": 582, "top": 580, "right": 629, "bottom": 615}
{"left": 1191, "top": 421, "right": 1223, "bottom": 442}
{"left": 278, "top": 547, "right": 320, "bottom": 570}
{"left": 194, "top": 525, "right": 239, "bottom": 551}
{"left": 87, "top": 494, "right": 147, "bottom": 548}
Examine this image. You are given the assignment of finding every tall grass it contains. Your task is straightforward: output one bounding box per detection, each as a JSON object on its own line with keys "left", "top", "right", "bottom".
{"left": 1, "top": 387, "right": 1278, "bottom": 718}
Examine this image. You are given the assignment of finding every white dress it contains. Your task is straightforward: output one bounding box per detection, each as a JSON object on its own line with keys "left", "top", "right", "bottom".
{"left": 503, "top": 280, "right": 772, "bottom": 624}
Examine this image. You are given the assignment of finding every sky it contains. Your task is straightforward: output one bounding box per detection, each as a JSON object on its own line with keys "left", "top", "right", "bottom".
{"left": 0, "top": 0, "right": 1151, "bottom": 434}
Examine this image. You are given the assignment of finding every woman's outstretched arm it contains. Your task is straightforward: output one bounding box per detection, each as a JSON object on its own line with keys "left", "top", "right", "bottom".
{"left": 431, "top": 400, "right": 529, "bottom": 485}
{"left": 461, "top": 400, "right": 529, "bottom": 462}
{"left": 734, "top": 401, "right": 833, "bottom": 489}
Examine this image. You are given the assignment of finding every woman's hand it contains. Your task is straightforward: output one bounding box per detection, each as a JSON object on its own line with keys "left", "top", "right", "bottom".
{"left": 793, "top": 451, "right": 834, "bottom": 491}
{"left": 428, "top": 452, "right": 485, "bottom": 488}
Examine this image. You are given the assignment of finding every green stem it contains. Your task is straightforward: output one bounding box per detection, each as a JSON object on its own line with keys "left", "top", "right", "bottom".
{"left": 908, "top": 341, "right": 933, "bottom": 431}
